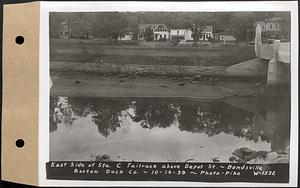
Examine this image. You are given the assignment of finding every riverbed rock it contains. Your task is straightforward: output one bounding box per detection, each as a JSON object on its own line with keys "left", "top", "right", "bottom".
{"left": 256, "top": 151, "right": 268, "bottom": 158}
{"left": 229, "top": 156, "right": 237, "bottom": 162}
{"left": 240, "top": 147, "right": 254, "bottom": 155}
{"left": 102, "top": 154, "right": 110, "bottom": 160}
{"left": 274, "top": 156, "right": 289, "bottom": 163}
{"left": 212, "top": 157, "right": 220, "bottom": 162}
{"left": 232, "top": 149, "right": 245, "bottom": 159}
{"left": 244, "top": 151, "right": 267, "bottom": 161}
{"left": 284, "top": 145, "right": 290, "bottom": 154}
{"left": 266, "top": 152, "right": 278, "bottom": 161}
{"left": 244, "top": 152, "right": 258, "bottom": 161}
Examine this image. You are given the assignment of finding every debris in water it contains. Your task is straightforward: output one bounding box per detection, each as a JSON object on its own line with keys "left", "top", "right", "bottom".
{"left": 74, "top": 80, "right": 81, "bottom": 84}
{"left": 178, "top": 83, "right": 185, "bottom": 86}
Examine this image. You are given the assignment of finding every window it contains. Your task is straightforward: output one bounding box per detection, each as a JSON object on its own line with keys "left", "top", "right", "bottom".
{"left": 160, "top": 35, "right": 162, "bottom": 39}
{"left": 164, "top": 34, "right": 166, "bottom": 38}
{"left": 270, "top": 24, "right": 273, "bottom": 29}
{"left": 177, "top": 30, "right": 179, "bottom": 34}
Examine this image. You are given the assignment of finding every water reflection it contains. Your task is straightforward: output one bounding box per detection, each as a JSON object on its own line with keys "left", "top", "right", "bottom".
{"left": 50, "top": 96, "right": 289, "bottom": 163}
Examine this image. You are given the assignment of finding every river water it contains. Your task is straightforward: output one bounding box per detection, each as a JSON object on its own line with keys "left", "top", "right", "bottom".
{"left": 49, "top": 90, "right": 290, "bottom": 163}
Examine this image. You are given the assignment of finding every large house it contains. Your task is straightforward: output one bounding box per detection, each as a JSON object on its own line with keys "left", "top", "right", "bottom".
{"left": 57, "top": 21, "right": 72, "bottom": 39}
{"left": 118, "top": 32, "right": 134, "bottom": 41}
{"left": 254, "top": 17, "right": 287, "bottom": 40}
{"left": 138, "top": 24, "right": 170, "bottom": 41}
{"left": 169, "top": 25, "right": 214, "bottom": 42}
{"left": 170, "top": 29, "right": 193, "bottom": 41}
{"left": 255, "top": 18, "right": 283, "bottom": 32}
{"left": 198, "top": 26, "right": 213, "bottom": 41}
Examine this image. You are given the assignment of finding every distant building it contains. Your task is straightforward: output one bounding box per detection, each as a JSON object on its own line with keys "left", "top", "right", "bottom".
{"left": 118, "top": 32, "right": 134, "bottom": 41}
{"left": 254, "top": 17, "right": 288, "bottom": 41}
{"left": 57, "top": 20, "right": 94, "bottom": 39}
{"left": 255, "top": 17, "right": 283, "bottom": 32}
{"left": 218, "top": 31, "right": 237, "bottom": 44}
{"left": 138, "top": 24, "right": 170, "bottom": 41}
{"left": 170, "top": 26, "right": 214, "bottom": 42}
{"left": 170, "top": 29, "right": 193, "bottom": 41}
{"left": 57, "top": 21, "right": 72, "bottom": 39}
{"left": 198, "top": 26, "right": 213, "bottom": 41}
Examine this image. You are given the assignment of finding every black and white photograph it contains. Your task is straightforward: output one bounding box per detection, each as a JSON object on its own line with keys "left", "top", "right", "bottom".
{"left": 47, "top": 6, "right": 293, "bottom": 183}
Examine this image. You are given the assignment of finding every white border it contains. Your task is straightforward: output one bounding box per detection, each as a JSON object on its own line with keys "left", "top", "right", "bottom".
{"left": 39, "top": 1, "right": 298, "bottom": 187}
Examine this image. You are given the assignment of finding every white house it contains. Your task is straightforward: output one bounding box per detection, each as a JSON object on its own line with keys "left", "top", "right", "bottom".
{"left": 199, "top": 26, "right": 213, "bottom": 41}
{"left": 170, "top": 29, "right": 193, "bottom": 41}
{"left": 138, "top": 24, "right": 170, "bottom": 41}
{"left": 170, "top": 26, "right": 213, "bottom": 42}
{"left": 219, "top": 31, "right": 236, "bottom": 44}
{"left": 118, "top": 32, "right": 134, "bottom": 41}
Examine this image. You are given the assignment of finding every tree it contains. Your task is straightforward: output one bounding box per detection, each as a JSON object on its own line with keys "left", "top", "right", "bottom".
{"left": 95, "top": 13, "right": 129, "bottom": 42}
{"left": 49, "top": 12, "right": 68, "bottom": 38}
{"left": 191, "top": 24, "right": 203, "bottom": 45}
{"left": 144, "top": 27, "right": 154, "bottom": 41}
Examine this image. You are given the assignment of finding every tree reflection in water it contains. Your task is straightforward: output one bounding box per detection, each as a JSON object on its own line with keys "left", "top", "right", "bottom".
{"left": 50, "top": 96, "right": 76, "bottom": 132}
{"left": 49, "top": 97, "right": 267, "bottom": 143}
{"left": 177, "top": 103, "right": 259, "bottom": 141}
{"left": 132, "top": 100, "right": 180, "bottom": 129}
{"left": 67, "top": 98, "right": 130, "bottom": 137}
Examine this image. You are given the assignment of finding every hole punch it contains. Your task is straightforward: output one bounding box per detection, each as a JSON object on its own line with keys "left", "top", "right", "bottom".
{"left": 15, "top": 139, "right": 25, "bottom": 148}
{"left": 15, "top": 36, "right": 24, "bottom": 45}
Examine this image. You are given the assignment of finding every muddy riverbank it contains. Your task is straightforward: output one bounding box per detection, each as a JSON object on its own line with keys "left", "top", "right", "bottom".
{"left": 50, "top": 71, "right": 266, "bottom": 99}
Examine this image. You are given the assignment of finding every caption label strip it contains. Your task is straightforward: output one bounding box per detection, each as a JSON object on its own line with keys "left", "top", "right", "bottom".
{"left": 46, "top": 161, "right": 289, "bottom": 182}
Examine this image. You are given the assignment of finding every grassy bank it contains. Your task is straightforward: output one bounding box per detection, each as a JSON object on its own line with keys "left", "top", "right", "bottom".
{"left": 50, "top": 39, "right": 256, "bottom": 66}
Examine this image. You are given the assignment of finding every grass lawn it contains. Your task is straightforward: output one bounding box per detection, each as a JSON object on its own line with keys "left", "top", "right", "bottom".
{"left": 50, "top": 39, "right": 256, "bottom": 66}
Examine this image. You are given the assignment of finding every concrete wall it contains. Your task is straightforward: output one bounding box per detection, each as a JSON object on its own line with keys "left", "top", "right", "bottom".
{"left": 267, "top": 60, "right": 290, "bottom": 86}
{"left": 226, "top": 58, "right": 268, "bottom": 78}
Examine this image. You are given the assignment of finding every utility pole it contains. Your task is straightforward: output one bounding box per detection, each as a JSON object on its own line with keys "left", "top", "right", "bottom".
{"left": 246, "top": 28, "right": 248, "bottom": 44}
{"left": 67, "top": 13, "right": 70, "bottom": 39}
